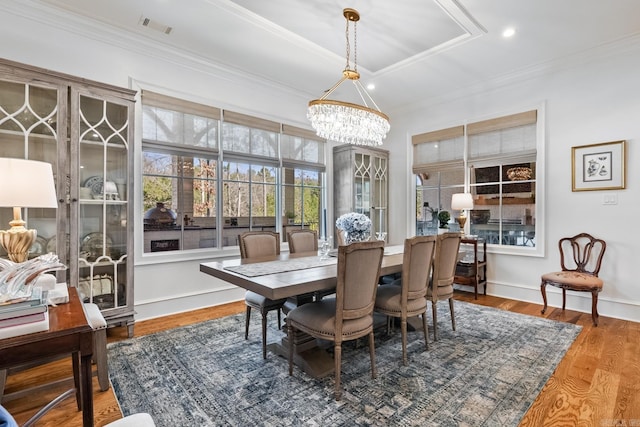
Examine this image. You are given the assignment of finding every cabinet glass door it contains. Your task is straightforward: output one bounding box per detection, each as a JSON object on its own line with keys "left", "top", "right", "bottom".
{"left": 0, "top": 78, "right": 64, "bottom": 266}
{"left": 74, "top": 91, "right": 130, "bottom": 311}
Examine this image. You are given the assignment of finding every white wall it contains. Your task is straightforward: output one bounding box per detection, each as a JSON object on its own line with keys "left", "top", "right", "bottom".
{"left": 386, "top": 39, "right": 640, "bottom": 322}
{"left": 1, "top": 4, "right": 638, "bottom": 323}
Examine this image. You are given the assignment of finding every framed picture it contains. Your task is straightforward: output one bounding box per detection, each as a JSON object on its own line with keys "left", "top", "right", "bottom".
{"left": 571, "top": 140, "right": 626, "bottom": 191}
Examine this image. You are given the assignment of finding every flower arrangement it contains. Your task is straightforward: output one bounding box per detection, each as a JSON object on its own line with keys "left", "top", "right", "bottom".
{"left": 336, "top": 212, "right": 372, "bottom": 244}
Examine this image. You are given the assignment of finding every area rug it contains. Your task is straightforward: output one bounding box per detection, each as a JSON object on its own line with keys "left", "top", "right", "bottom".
{"left": 108, "top": 301, "right": 582, "bottom": 426}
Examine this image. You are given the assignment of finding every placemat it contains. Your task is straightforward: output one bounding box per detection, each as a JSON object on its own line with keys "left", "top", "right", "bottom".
{"left": 224, "top": 256, "right": 336, "bottom": 277}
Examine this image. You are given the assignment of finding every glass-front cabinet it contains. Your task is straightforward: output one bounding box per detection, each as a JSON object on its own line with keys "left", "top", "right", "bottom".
{"left": 0, "top": 59, "right": 136, "bottom": 335}
{"left": 333, "top": 144, "right": 389, "bottom": 241}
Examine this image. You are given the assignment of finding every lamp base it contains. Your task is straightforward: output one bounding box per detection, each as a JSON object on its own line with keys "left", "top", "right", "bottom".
{"left": 456, "top": 216, "right": 467, "bottom": 234}
{"left": 0, "top": 227, "right": 37, "bottom": 263}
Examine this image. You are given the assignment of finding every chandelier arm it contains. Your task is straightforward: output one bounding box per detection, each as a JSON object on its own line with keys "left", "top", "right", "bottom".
{"left": 353, "top": 79, "right": 384, "bottom": 112}
{"left": 319, "top": 75, "right": 349, "bottom": 101}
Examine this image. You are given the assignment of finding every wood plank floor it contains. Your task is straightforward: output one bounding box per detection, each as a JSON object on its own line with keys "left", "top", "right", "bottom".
{"left": 2, "top": 292, "right": 639, "bottom": 426}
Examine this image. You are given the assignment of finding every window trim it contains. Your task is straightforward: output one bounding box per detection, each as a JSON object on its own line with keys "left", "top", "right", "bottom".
{"left": 411, "top": 105, "right": 545, "bottom": 257}
{"left": 137, "top": 90, "right": 327, "bottom": 262}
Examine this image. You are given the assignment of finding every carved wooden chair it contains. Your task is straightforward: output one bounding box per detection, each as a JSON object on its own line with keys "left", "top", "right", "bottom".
{"left": 540, "top": 233, "right": 606, "bottom": 326}
{"left": 375, "top": 235, "right": 436, "bottom": 365}
{"left": 287, "top": 240, "right": 384, "bottom": 400}
{"left": 427, "top": 232, "right": 462, "bottom": 341}
{"left": 238, "top": 231, "right": 286, "bottom": 359}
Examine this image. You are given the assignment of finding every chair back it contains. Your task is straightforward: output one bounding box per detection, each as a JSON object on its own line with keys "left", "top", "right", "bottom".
{"left": 239, "top": 231, "right": 280, "bottom": 259}
{"left": 335, "top": 241, "right": 385, "bottom": 324}
{"left": 430, "top": 232, "right": 462, "bottom": 301}
{"left": 288, "top": 229, "right": 318, "bottom": 253}
{"left": 559, "top": 233, "right": 606, "bottom": 276}
{"left": 402, "top": 235, "right": 437, "bottom": 302}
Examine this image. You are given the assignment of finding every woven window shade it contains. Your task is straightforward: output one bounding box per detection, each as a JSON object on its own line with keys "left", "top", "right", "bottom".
{"left": 222, "top": 110, "right": 280, "bottom": 133}
{"left": 468, "top": 110, "right": 537, "bottom": 161}
{"left": 412, "top": 125, "right": 464, "bottom": 173}
{"left": 141, "top": 90, "right": 220, "bottom": 120}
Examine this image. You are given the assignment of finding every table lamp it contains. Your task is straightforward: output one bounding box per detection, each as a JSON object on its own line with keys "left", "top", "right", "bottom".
{"left": 451, "top": 193, "right": 474, "bottom": 234}
{"left": 0, "top": 158, "right": 58, "bottom": 262}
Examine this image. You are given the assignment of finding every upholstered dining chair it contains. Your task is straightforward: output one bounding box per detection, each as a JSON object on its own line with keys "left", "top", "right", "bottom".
{"left": 238, "top": 231, "right": 287, "bottom": 359}
{"left": 287, "top": 229, "right": 328, "bottom": 304}
{"left": 427, "top": 232, "right": 462, "bottom": 341}
{"left": 287, "top": 229, "right": 318, "bottom": 253}
{"left": 374, "top": 235, "right": 436, "bottom": 365}
{"left": 287, "top": 240, "right": 385, "bottom": 401}
{"left": 540, "top": 233, "right": 606, "bottom": 326}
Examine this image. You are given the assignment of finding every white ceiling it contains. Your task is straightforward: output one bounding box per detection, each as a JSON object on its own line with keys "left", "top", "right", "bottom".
{"left": 37, "top": 0, "right": 640, "bottom": 115}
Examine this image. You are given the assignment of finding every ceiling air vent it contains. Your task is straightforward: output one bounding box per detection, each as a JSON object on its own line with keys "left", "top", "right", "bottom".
{"left": 138, "top": 16, "right": 173, "bottom": 35}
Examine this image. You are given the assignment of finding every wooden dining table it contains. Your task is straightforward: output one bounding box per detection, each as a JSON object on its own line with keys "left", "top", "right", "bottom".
{"left": 199, "top": 246, "right": 405, "bottom": 377}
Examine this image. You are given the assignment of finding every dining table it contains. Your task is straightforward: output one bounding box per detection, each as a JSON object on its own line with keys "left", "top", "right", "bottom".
{"left": 199, "top": 245, "right": 405, "bottom": 378}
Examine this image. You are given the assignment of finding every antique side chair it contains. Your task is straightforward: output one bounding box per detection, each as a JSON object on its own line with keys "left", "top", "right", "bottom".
{"left": 540, "top": 233, "right": 606, "bottom": 326}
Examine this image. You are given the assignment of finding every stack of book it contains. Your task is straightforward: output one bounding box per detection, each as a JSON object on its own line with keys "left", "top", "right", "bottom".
{"left": 0, "top": 287, "right": 49, "bottom": 339}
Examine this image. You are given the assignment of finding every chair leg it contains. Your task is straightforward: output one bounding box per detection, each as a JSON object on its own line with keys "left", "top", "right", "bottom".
{"left": 71, "top": 352, "right": 82, "bottom": 411}
{"left": 244, "top": 305, "right": 251, "bottom": 340}
{"left": 277, "top": 308, "right": 282, "bottom": 330}
{"left": 592, "top": 291, "right": 599, "bottom": 326}
{"left": 540, "top": 282, "right": 548, "bottom": 314}
{"left": 368, "top": 332, "right": 377, "bottom": 379}
{"left": 261, "top": 310, "right": 268, "bottom": 359}
{"left": 401, "top": 318, "right": 408, "bottom": 366}
{"left": 421, "top": 312, "right": 429, "bottom": 351}
{"left": 0, "top": 369, "right": 6, "bottom": 399}
{"left": 334, "top": 343, "right": 342, "bottom": 401}
{"left": 431, "top": 301, "right": 438, "bottom": 341}
{"left": 449, "top": 299, "right": 456, "bottom": 331}
{"left": 562, "top": 288, "right": 566, "bottom": 310}
{"left": 93, "top": 328, "right": 110, "bottom": 391}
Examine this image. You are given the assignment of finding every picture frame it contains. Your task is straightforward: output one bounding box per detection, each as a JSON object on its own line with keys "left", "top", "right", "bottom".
{"left": 571, "top": 140, "right": 626, "bottom": 191}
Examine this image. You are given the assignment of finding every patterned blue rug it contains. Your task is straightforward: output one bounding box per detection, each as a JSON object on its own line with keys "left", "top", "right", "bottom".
{"left": 108, "top": 301, "right": 581, "bottom": 426}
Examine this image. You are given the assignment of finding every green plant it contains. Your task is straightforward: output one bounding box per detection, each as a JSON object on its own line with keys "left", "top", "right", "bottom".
{"left": 438, "top": 210, "right": 451, "bottom": 228}
{"left": 285, "top": 211, "right": 295, "bottom": 219}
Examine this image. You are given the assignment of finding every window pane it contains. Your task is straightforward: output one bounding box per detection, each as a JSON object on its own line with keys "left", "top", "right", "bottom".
{"left": 282, "top": 166, "right": 323, "bottom": 242}
{"left": 416, "top": 169, "right": 464, "bottom": 235}
{"left": 470, "top": 162, "right": 536, "bottom": 247}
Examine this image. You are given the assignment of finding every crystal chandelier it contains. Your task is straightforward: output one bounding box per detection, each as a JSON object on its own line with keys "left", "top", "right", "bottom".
{"left": 307, "top": 8, "right": 390, "bottom": 146}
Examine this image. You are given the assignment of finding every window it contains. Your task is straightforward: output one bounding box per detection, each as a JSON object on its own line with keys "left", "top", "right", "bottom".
{"left": 141, "top": 91, "right": 326, "bottom": 254}
{"left": 413, "top": 110, "right": 540, "bottom": 250}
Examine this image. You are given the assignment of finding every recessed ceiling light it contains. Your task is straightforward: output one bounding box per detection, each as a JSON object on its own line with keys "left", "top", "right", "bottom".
{"left": 502, "top": 27, "right": 516, "bottom": 38}
{"left": 367, "top": 83, "right": 376, "bottom": 91}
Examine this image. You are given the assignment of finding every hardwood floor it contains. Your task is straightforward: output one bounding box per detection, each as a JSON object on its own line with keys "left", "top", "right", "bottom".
{"left": 2, "top": 292, "right": 639, "bottom": 426}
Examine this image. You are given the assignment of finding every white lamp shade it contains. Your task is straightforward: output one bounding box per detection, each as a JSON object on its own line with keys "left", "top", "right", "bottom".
{"left": 0, "top": 158, "right": 58, "bottom": 208}
{"left": 451, "top": 193, "right": 474, "bottom": 210}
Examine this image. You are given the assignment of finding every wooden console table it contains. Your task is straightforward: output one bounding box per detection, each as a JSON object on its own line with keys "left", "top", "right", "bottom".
{"left": 0, "top": 287, "right": 94, "bottom": 426}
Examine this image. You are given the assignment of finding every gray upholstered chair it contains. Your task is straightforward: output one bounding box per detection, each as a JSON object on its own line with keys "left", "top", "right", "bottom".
{"left": 287, "top": 229, "right": 318, "bottom": 253}
{"left": 238, "top": 231, "right": 287, "bottom": 359}
{"left": 287, "top": 240, "right": 385, "bottom": 400}
{"left": 427, "top": 232, "right": 462, "bottom": 341}
{"left": 286, "top": 229, "right": 323, "bottom": 305}
{"left": 540, "top": 233, "right": 606, "bottom": 326}
{"left": 374, "top": 235, "right": 436, "bottom": 365}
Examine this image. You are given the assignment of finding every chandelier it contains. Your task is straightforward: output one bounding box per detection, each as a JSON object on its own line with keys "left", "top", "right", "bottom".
{"left": 307, "top": 8, "right": 390, "bottom": 146}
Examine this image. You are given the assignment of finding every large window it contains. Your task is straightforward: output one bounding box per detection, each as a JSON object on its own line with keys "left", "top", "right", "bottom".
{"left": 141, "top": 91, "right": 326, "bottom": 254}
{"left": 413, "top": 110, "right": 540, "bottom": 250}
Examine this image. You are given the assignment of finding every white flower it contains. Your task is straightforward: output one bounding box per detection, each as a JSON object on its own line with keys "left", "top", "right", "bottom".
{"left": 336, "top": 212, "right": 372, "bottom": 244}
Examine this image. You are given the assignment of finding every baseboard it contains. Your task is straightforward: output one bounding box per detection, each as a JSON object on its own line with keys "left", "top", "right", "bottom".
{"left": 485, "top": 280, "right": 640, "bottom": 323}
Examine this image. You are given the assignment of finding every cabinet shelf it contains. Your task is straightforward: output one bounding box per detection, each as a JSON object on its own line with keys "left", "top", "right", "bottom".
{"left": 475, "top": 196, "right": 534, "bottom": 205}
